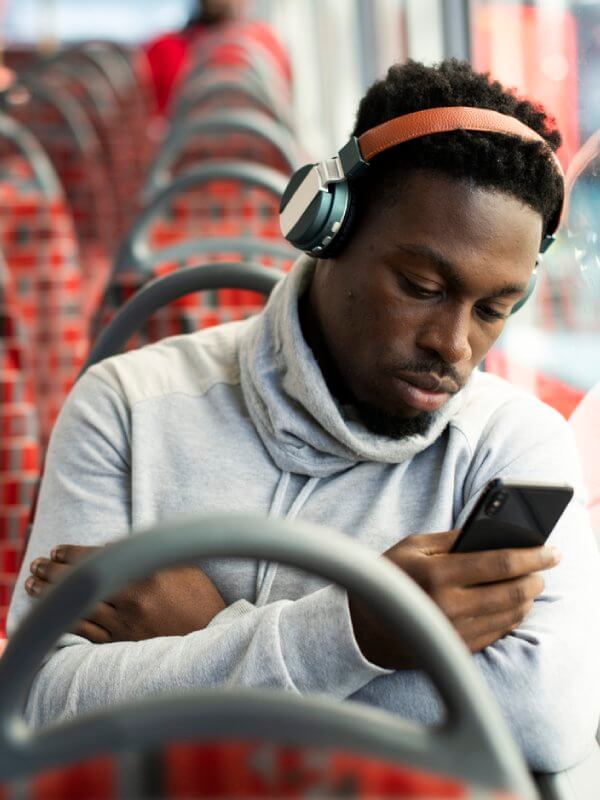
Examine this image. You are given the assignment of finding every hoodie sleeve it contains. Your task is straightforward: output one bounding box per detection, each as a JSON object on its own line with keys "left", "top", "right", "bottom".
{"left": 7, "top": 368, "right": 389, "bottom": 730}
{"left": 357, "top": 397, "right": 600, "bottom": 774}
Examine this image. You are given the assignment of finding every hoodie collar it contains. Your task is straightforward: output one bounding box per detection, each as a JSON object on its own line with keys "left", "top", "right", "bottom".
{"left": 239, "top": 255, "right": 471, "bottom": 477}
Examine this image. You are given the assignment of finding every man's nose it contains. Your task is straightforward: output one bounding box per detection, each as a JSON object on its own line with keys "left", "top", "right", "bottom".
{"left": 416, "top": 304, "right": 473, "bottom": 365}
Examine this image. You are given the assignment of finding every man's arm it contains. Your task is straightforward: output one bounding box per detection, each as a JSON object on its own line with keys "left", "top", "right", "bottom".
{"left": 7, "top": 369, "right": 389, "bottom": 728}
{"left": 352, "top": 403, "right": 600, "bottom": 774}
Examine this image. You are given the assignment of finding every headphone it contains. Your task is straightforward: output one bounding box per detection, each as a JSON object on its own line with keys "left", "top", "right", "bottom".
{"left": 279, "top": 106, "right": 565, "bottom": 314}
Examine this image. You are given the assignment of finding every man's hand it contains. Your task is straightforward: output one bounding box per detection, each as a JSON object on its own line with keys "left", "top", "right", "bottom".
{"left": 25, "top": 545, "right": 226, "bottom": 643}
{"left": 349, "top": 530, "right": 562, "bottom": 670}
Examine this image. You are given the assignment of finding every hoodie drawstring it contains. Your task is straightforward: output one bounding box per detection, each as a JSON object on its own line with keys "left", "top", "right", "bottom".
{"left": 255, "top": 473, "right": 320, "bottom": 606}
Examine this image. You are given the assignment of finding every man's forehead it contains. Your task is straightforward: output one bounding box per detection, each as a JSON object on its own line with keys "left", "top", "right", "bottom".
{"left": 374, "top": 169, "right": 543, "bottom": 243}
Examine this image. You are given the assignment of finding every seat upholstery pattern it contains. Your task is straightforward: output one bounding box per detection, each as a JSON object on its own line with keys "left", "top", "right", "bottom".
{"left": 4, "top": 78, "right": 114, "bottom": 310}
{"left": 148, "top": 182, "right": 285, "bottom": 249}
{"left": 0, "top": 259, "right": 40, "bottom": 637}
{"left": 0, "top": 155, "right": 88, "bottom": 449}
{"left": 0, "top": 740, "right": 514, "bottom": 798}
{"left": 92, "top": 248, "right": 294, "bottom": 352}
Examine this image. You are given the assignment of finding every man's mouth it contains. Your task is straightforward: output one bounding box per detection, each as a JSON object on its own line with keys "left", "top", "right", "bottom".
{"left": 390, "top": 372, "right": 459, "bottom": 412}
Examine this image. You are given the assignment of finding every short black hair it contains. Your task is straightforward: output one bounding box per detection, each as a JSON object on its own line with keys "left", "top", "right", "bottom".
{"left": 351, "top": 59, "right": 563, "bottom": 242}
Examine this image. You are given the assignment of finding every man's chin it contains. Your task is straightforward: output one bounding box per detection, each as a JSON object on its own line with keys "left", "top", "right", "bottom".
{"left": 354, "top": 401, "right": 436, "bottom": 439}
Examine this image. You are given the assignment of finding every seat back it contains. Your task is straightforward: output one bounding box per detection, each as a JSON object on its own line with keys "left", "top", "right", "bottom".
{"left": 121, "top": 162, "right": 288, "bottom": 271}
{"left": 86, "top": 261, "right": 284, "bottom": 369}
{"left": 143, "top": 110, "right": 299, "bottom": 200}
{"left": 0, "top": 257, "right": 40, "bottom": 637}
{"left": 0, "top": 514, "right": 537, "bottom": 799}
{"left": 172, "top": 71, "right": 294, "bottom": 130}
{"left": 0, "top": 113, "right": 87, "bottom": 448}
{"left": 1, "top": 74, "right": 114, "bottom": 305}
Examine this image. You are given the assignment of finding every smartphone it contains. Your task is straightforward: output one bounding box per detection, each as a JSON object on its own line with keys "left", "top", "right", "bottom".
{"left": 451, "top": 479, "right": 574, "bottom": 554}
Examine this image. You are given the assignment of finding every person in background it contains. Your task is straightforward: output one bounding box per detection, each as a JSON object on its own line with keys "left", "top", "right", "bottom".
{"left": 145, "top": 0, "right": 292, "bottom": 115}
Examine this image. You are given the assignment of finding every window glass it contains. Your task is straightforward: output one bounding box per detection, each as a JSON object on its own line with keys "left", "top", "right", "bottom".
{"left": 471, "top": 1, "right": 600, "bottom": 420}
{"left": 4, "top": 0, "right": 195, "bottom": 45}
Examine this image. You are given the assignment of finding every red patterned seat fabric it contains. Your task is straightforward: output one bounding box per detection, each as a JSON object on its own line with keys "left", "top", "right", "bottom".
{"left": 0, "top": 258, "right": 40, "bottom": 636}
{"left": 0, "top": 740, "right": 520, "bottom": 799}
{"left": 5, "top": 78, "right": 114, "bottom": 312}
{"left": 92, "top": 246, "right": 294, "bottom": 353}
{"left": 0, "top": 155, "right": 88, "bottom": 449}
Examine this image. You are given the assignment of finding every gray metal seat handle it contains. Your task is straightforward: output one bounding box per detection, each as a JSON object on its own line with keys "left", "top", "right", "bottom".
{"left": 144, "top": 109, "right": 299, "bottom": 197}
{"left": 0, "top": 514, "right": 537, "bottom": 797}
{"left": 132, "top": 236, "right": 295, "bottom": 274}
{"left": 172, "top": 76, "right": 295, "bottom": 131}
{"left": 174, "top": 68, "right": 273, "bottom": 109}
{"left": 83, "top": 261, "right": 284, "bottom": 372}
{"left": 186, "top": 34, "right": 290, "bottom": 103}
{"left": 0, "top": 112, "right": 61, "bottom": 197}
{"left": 117, "top": 160, "right": 288, "bottom": 270}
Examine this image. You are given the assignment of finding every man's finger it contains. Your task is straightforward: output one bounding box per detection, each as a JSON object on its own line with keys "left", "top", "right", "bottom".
{"left": 399, "top": 530, "right": 461, "bottom": 555}
{"left": 51, "top": 544, "right": 102, "bottom": 565}
{"left": 72, "top": 619, "right": 112, "bottom": 644}
{"left": 30, "top": 557, "right": 70, "bottom": 585}
{"left": 451, "top": 573, "right": 545, "bottom": 619}
{"left": 25, "top": 575, "right": 48, "bottom": 597}
{"left": 439, "top": 545, "right": 562, "bottom": 587}
{"left": 457, "top": 600, "right": 535, "bottom": 649}
{"left": 84, "top": 602, "right": 118, "bottom": 633}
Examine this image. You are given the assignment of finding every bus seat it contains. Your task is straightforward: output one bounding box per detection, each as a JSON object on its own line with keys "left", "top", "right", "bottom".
{"left": 85, "top": 261, "right": 283, "bottom": 370}
{"left": 0, "top": 257, "right": 40, "bottom": 637}
{"left": 1, "top": 74, "right": 114, "bottom": 313}
{"left": 0, "top": 114, "right": 87, "bottom": 450}
{"left": 171, "top": 70, "right": 295, "bottom": 131}
{"left": 143, "top": 109, "right": 301, "bottom": 201}
{"left": 0, "top": 514, "right": 537, "bottom": 799}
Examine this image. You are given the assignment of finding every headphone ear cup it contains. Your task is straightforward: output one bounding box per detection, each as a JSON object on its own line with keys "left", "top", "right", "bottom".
{"left": 318, "top": 185, "right": 358, "bottom": 259}
{"left": 510, "top": 268, "right": 537, "bottom": 314}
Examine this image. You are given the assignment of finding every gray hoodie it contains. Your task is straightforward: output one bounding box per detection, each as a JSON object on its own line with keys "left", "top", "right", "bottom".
{"left": 8, "top": 256, "right": 600, "bottom": 772}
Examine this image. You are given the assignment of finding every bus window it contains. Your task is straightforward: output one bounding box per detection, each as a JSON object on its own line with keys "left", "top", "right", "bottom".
{"left": 471, "top": 1, "right": 600, "bottom": 420}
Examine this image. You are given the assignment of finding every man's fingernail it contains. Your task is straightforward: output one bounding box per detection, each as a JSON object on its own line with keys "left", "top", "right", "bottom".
{"left": 51, "top": 547, "right": 63, "bottom": 561}
{"left": 30, "top": 558, "right": 40, "bottom": 573}
{"left": 549, "top": 546, "right": 563, "bottom": 563}
{"left": 25, "top": 577, "right": 38, "bottom": 595}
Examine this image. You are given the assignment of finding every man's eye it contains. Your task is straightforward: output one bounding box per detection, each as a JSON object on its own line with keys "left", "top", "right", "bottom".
{"left": 401, "top": 277, "right": 440, "bottom": 299}
{"left": 476, "top": 304, "right": 508, "bottom": 322}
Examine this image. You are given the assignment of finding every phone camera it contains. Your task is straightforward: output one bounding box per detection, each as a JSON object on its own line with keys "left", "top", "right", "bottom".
{"left": 485, "top": 491, "right": 507, "bottom": 517}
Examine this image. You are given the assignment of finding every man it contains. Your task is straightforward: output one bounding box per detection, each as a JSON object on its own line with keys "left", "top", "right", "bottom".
{"left": 9, "top": 59, "right": 600, "bottom": 772}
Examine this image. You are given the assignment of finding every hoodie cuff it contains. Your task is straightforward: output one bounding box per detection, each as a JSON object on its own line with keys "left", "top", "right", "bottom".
{"left": 208, "top": 599, "right": 256, "bottom": 627}
{"left": 278, "top": 585, "right": 392, "bottom": 698}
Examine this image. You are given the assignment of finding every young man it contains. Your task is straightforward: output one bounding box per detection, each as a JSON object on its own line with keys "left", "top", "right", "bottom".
{"left": 9, "top": 60, "right": 600, "bottom": 772}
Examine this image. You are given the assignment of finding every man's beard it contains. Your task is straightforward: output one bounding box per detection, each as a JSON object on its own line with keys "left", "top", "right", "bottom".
{"left": 352, "top": 399, "right": 436, "bottom": 439}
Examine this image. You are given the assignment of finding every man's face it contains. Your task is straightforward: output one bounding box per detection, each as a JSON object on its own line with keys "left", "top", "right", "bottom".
{"left": 307, "top": 170, "right": 543, "bottom": 437}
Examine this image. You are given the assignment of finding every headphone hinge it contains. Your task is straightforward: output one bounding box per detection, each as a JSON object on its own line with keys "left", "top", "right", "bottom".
{"left": 338, "top": 137, "right": 369, "bottom": 179}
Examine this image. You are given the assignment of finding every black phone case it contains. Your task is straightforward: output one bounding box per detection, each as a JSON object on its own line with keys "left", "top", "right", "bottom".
{"left": 452, "top": 479, "right": 574, "bottom": 553}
